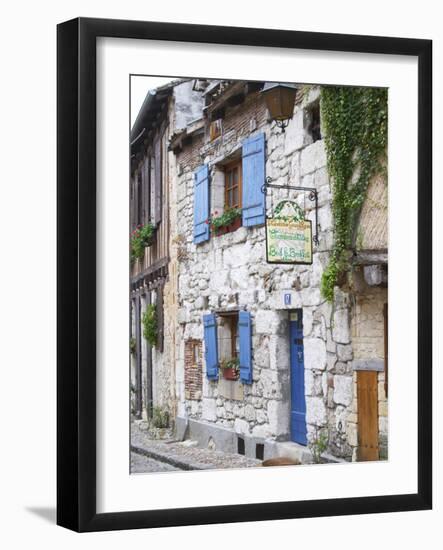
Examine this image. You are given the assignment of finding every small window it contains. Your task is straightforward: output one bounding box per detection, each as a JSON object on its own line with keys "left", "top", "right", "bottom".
{"left": 209, "top": 119, "right": 222, "bottom": 141}
{"left": 218, "top": 312, "right": 239, "bottom": 362}
{"left": 224, "top": 160, "right": 242, "bottom": 209}
{"left": 308, "top": 102, "right": 321, "bottom": 143}
{"left": 192, "top": 340, "right": 200, "bottom": 366}
{"left": 256, "top": 443, "right": 264, "bottom": 460}
{"left": 237, "top": 436, "right": 245, "bottom": 455}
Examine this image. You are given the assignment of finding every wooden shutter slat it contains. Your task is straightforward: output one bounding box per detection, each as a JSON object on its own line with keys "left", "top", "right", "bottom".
{"left": 203, "top": 313, "right": 218, "bottom": 380}
{"left": 193, "top": 164, "right": 210, "bottom": 244}
{"left": 239, "top": 311, "right": 253, "bottom": 384}
{"left": 242, "top": 133, "right": 266, "bottom": 227}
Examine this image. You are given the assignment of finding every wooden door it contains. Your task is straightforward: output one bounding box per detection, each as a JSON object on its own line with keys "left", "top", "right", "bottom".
{"left": 357, "top": 371, "right": 379, "bottom": 461}
{"left": 290, "top": 310, "right": 307, "bottom": 445}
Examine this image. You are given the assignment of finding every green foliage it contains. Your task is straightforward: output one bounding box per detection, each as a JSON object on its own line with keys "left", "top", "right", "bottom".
{"left": 309, "top": 429, "right": 329, "bottom": 464}
{"left": 320, "top": 86, "right": 388, "bottom": 301}
{"left": 209, "top": 208, "right": 242, "bottom": 232}
{"left": 219, "top": 357, "right": 240, "bottom": 372}
{"left": 151, "top": 406, "right": 169, "bottom": 429}
{"left": 142, "top": 304, "right": 157, "bottom": 347}
{"left": 130, "top": 223, "right": 155, "bottom": 263}
{"left": 130, "top": 337, "right": 136, "bottom": 355}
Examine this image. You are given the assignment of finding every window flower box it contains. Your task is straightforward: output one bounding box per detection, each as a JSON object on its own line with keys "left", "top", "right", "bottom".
{"left": 209, "top": 208, "right": 242, "bottom": 237}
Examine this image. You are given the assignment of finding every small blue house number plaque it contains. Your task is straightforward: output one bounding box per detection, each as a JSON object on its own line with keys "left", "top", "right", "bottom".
{"left": 284, "top": 293, "right": 292, "bottom": 306}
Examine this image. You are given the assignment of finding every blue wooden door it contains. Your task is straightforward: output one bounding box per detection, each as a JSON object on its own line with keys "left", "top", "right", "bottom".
{"left": 290, "top": 310, "right": 307, "bottom": 445}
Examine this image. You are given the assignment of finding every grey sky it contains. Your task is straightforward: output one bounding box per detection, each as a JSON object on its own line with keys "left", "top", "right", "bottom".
{"left": 130, "top": 75, "right": 175, "bottom": 128}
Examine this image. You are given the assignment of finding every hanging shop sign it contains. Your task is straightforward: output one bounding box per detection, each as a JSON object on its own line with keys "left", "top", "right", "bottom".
{"left": 265, "top": 200, "right": 313, "bottom": 264}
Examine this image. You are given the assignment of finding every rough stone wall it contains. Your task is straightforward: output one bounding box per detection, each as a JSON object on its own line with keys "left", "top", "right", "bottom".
{"left": 173, "top": 85, "right": 387, "bottom": 462}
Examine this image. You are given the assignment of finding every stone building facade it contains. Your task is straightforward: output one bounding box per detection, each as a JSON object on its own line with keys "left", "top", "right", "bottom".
{"left": 167, "top": 81, "right": 388, "bottom": 462}
{"left": 130, "top": 79, "right": 203, "bottom": 421}
{"left": 130, "top": 78, "right": 388, "bottom": 464}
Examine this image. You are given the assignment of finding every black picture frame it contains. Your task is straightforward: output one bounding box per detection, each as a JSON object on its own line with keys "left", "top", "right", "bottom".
{"left": 57, "top": 17, "right": 432, "bottom": 532}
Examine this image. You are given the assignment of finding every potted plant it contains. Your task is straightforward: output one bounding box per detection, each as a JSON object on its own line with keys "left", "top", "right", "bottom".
{"left": 219, "top": 357, "right": 240, "bottom": 380}
{"left": 130, "top": 222, "right": 155, "bottom": 264}
{"left": 209, "top": 208, "right": 242, "bottom": 236}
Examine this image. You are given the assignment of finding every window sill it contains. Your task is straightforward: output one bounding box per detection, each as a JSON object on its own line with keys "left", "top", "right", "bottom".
{"left": 212, "top": 217, "right": 242, "bottom": 236}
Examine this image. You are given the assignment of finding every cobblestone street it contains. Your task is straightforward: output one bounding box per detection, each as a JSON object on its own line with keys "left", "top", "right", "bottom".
{"left": 131, "top": 422, "right": 261, "bottom": 473}
{"left": 131, "top": 451, "right": 180, "bottom": 473}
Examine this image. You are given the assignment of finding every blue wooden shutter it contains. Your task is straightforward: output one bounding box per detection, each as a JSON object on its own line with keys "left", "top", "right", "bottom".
{"left": 203, "top": 313, "right": 218, "bottom": 380}
{"left": 194, "top": 164, "right": 210, "bottom": 244}
{"left": 239, "top": 311, "right": 253, "bottom": 384}
{"left": 242, "top": 133, "right": 266, "bottom": 227}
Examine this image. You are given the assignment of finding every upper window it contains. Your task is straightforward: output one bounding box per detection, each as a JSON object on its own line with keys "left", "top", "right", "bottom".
{"left": 307, "top": 101, "right": 321, "bottom": 143}
{"left": 224, "top": 160, "right": 242, "bottom": 209}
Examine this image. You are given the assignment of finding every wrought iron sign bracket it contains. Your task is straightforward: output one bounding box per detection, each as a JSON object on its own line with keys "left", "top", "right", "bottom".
{"left": 262, "top": 177, "right": 319, "bottom": 244}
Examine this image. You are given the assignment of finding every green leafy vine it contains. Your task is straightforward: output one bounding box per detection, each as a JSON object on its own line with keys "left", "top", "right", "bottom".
{"left": 142, "top": 304, "right": 157, "bottom": 347}
{"left": 320, "top": 86, "right": 388, "bottom": 302}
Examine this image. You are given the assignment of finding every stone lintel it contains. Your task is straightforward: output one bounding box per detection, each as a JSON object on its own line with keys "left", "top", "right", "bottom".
{"left": 352, "top": 359, "right": 384, "bottom": 372}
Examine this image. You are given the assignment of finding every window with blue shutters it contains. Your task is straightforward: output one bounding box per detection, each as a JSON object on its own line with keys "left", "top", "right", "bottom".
{"left": 203, "top": 313, "right": 218, "bottom": 380}
{"left": 242, "top": 133, "right": 266, "bottom": 227}
{"left": 203, "top": 311, "right": 253, "bottom": 384}
{"left": 239, "top": 311, "right": 253, "bottom": 384}
{"left": 193, "top": 164, "right": 210, "bottom": 244}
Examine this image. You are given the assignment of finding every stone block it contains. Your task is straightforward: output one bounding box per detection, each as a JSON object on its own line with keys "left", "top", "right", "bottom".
{"left": 231, "top": 226, "right": 248, "bottom": 244}
{"left": 379, "top": 416, "right": 388, "bottom": 434}
{"left": 252, "top": 424, "right": 271, "bottom": 439}
{"left": 306, "top": 396, "right": 327, "bottom": 426}
{"left": 218, "top": 378, "right": 244, "bottom": 401}
{"left": 244, "top": 404, "right": 256, "bottom": 422}
{"left": 333, "top": 375, "right": 353, "bottom": 406}
{"left": 337, "top": 344, "right": 353, "bottom": 362}
{"left": 234, "top": 418, "right": 250, "bottom": 435}
{"left": 303, "top": 307, "right": 313, "bottom": 337}
{"left": 305, "top": 369, "right": 323, "bottom": 396}
{"left": 332, "top": 308, "right": 350, "bottom": 344}
{"left": 284, "top": 111, "right": 304, "bottom": 155}
{"left": 378, "top": 400, "right": 388, "bottom": 417}
{"left": 300, "top": 287, "right": 322, "bottom": 307}
{"left": 346, "top": 423, "right": 358, "bottom": 447}
{"left": 318, "top": 205, "right": 333, "bottom": 232}
{"left": 256, "top": 409, "right": 267, "bottom": 424}
{"left": 267, "top": 399, "right": 290, "bottom": 436}
{"left": 269, "top": 335, "right": 289, "bottom": 370}
{"left": 202, "top": 398, "right": 217, "bottom": 422}
{"left": 255, "top": 310, "right": 281, "bottom": 335}
{"left": 304, "top": 337, "right": 327, "bottom": 371}
{"left": 229, "top": 265, "right": 249, "bottom": 290}
{"left": 300, "top": 140, "right": 327, "bottom": 175}
{"left": 326, "top": 329, "right": 336, "bottom": 353}
{"left": 260, "top": 369, "right": 279, "bottom": 398}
